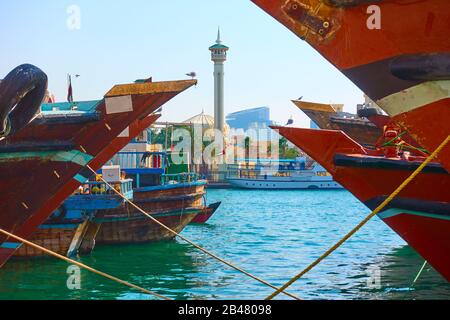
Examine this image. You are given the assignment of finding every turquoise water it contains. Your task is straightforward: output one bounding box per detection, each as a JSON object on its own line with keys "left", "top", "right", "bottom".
{"left": 0, "top": 189, "right": 449, "bottom": 300}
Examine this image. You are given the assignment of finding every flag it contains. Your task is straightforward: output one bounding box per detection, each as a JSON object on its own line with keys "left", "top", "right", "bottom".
{"left": 67, "top": 74, "right": 73, "bottom": 103}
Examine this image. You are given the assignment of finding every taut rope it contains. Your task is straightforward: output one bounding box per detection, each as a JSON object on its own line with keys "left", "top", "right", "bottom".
{"left": 266, "top": 134, "right": 450, "bottom": 300}
{"left": 87, "top": 165, "right": 302, "bottom": 300}
{"left": 0, "top": 228, "right": 171, "bottom": 300}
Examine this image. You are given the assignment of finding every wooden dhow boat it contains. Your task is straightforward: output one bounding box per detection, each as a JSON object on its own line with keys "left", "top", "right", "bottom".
{"left": 252, "top": 0, "right": 450, "bottom": 171}
{"left": 274, "top": 125, "right": 450, "bottom": 282}
{"left": 0, "top": 66, "right": 196, "bottom": 266}
{"left": 92, "top": 163, "right": 207, "bottom": 244}
{"left": 293, "top": 99, "right": 382, "bottom": 147}
{"left": 294, "top": 99, "right": 424, "bottom": 153}
{"left": 72, "top": 149, "right": 207, "bottom": 246}
{"left": 13, "top": 178, "right": 133, "bottom": 258}
{"left": 13, "top": 110, "right": 163, "bottom": 258}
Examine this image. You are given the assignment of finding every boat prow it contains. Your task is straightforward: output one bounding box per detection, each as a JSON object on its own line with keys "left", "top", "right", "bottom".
{"left": 89, "top": 113, "right": 161, "bottom": 170}
{"left": 0, "top": 78, "right": 197, "bottom": 267}
{"left": 357, "top": 108, "right": 390, "bottom": 129}
{"left": 191, "top": 202, "right": 222, "bottom": 224}
{"left": 271, "top": 126, "right": 367, "bottom": 174}
{"left": 293, "top": 100, "right": 337, "bottom": 114}
{"left": 252, "top": 0, "right": 450, "bottom": 171}
{"left": 292, "top": 99, "right": 383, "bottom": 146}
{"left": 292, "top": 100, "right": 339, "bottom": 130}
{"left": 273, "top": 126, "right": 450, "bottom": 281}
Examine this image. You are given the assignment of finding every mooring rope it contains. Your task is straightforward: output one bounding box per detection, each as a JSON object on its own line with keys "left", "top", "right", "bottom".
{"left": 0, "top": 228, "right": 171, "bottom": 300}
{"left": 265, "top": 134, "right": 450, "bottom": 300}
{"left": 413, "top": 261, "right": 428, "bottom": 286}
{"left": 87, "top": 165, "right": 302, "bottom": 300}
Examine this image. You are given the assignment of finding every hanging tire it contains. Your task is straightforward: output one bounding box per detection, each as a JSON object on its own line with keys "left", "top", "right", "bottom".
{"left": 390, "top": 53, "right": 450, "bottom": 81}
{"left": 0, "top": 64, "right": 48, "bottom": 137}
{"left": 357, "top": 107, "right": 382, "bottom": 119}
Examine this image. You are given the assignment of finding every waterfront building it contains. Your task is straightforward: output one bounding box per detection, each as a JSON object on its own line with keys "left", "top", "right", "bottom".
{"left": 226, "top": 107, "right": 272, "bottom": 131}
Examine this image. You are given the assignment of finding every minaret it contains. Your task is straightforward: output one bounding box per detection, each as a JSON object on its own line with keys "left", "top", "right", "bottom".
{"left": 209, "top": 28, "right": 229, "bottom": 133}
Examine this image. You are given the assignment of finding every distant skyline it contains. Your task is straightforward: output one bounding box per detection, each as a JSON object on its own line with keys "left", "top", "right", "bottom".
{"left": 0, "top": 0, "right": 364, "bottom": 128}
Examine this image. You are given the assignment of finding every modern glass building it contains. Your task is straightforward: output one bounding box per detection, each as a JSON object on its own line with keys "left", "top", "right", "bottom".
{"left": 226, "top": 107, "right": 272, "bottom": 131}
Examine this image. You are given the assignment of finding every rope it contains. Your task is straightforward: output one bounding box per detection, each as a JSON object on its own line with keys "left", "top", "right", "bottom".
{"left": 266, "top": 134, "right": 450, "bottom": 300}
{"left": 399, "top": 144, "right": 430, "bottom": 155}
{"left": 381, "top": 131, "right": 407, "bottom": 148}
{"left": 412, "top": 261, "right": 428, "bottom": 286}
{"left": 87, "top": 165, "right": 301, "bottom": 300}
{"left": 0, "top": 228, "right": 171, "bottom": 300}
{"left": 380, "top": 131, "right": 430, "bottom": 155}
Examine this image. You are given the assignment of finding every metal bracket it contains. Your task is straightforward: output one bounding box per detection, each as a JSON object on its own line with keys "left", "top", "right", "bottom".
{"left": 282, "top": 0, "right": 333, "bottom": 38}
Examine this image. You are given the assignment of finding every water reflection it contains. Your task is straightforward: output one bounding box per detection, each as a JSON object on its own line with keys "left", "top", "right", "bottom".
{"left": 0, "top": 190, "right": 449, "bottom": 300}
{"left": 0, "top": 241, "right": 205, "bottom": 300}
{"left": 350, "top": 245, "right": 450, "bottom": 300}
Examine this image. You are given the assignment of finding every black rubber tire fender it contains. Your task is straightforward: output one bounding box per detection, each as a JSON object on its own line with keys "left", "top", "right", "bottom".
{"left": 357, "top": 107, "right": 382, "bottom": 119}
{"left": 0, "top": 64, "right": 48, "bottom": 137}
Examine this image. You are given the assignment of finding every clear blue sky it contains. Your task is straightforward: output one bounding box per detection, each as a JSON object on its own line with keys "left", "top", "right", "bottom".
{"left": 0, "top": 0, "right": 363, "bottom": 128}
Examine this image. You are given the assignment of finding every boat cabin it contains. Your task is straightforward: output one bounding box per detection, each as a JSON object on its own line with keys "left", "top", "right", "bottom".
{"left": 227, "top": 157, "right": 329, "bottom": 181}
{"left": 109, "top": 151, "right": 202, "bottom": 189}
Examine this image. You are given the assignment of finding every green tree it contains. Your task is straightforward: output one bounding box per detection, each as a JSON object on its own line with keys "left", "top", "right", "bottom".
{"left": 279, "top": 137, "right": 300, "bottom": 159}
{"left": 284, "top": 147, "right": 300, "bottom": 159}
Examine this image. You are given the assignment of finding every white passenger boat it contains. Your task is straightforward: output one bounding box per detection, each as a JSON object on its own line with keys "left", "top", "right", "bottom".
{"left": 226, "top": 158, "right": 343, "bottom": 190}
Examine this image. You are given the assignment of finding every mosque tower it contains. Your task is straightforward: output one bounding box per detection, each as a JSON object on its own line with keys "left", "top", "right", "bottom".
{"left": 209, "top": 28, "right": 229, "bottom": 133}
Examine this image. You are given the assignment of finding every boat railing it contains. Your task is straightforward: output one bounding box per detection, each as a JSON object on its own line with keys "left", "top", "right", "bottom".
{"left": 227, "top": 169, "right": 293, "bottom": 179}
{"left": 161, "top": 173, "right": 200, "bottom": 185}
{"left": 110, "top": 151, "right": 166, "bottom": 170}
{"left": 75, "top": 179, "right": 134, "bottom": 199}
{"left": 200, "top": 170, "right": 228, "bottom": 183}
{"left": 226, "top": 167, "right": 329, "bottom": 180}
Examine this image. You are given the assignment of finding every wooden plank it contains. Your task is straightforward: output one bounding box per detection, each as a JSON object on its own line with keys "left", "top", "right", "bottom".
{"left": 66, "top": 220, "right": 90, "bottom": 257}
{"left": 78, "top": 221, "right": 102, "bottom": 254}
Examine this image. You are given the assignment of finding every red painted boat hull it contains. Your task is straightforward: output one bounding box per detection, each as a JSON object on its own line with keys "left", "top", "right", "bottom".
{"left": 0, "top": 80, "right": 196, "bottom": 266}
{"left": 392, "top": 99, "right": 450, "bottom": 171}
{"left": 252, "top": 0, "right": 450, "bottom": 170}
{"left": 191, "top": 202, "right": 222, "bottom": 224}
{"left": 274, "top": 126, "right": 450, "bottom": 281}
{"left": 382, "top": 213, "right": 450, "bottom": 282}
{"left": 12, "top": 114, "right": 162, "bottom": 258}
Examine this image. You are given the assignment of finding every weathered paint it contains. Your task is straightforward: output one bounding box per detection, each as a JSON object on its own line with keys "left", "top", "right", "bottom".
{"left": 0, "top": 150, "right": 93, "bottom": 166}
{"left": 105, "top": 80, "right": 197, "bottom": 97}
{"left": 0, "top": 242, "right": 22, "bottom": 250}
{"left": 105, "top": 95, "right": 133, "bottom": 115}
{"left": 252, "top": 0, "right": 450, "bottom": 170}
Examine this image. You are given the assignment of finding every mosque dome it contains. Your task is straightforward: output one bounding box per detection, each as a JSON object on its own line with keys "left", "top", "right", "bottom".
{"left": 183, "top": 111, "right": 215, "bottom": 127}
{"left": 183, "top": 110, "right": 230, "bottom": 138}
